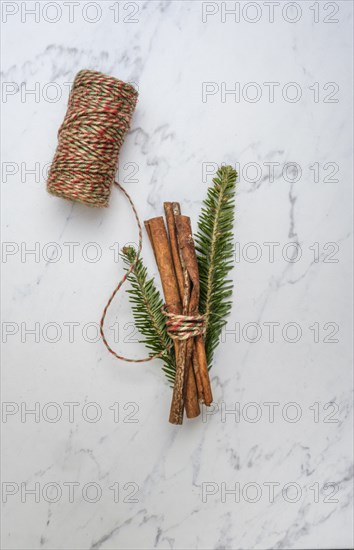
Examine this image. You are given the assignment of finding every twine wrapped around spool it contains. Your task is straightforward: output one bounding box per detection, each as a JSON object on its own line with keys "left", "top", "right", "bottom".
{"left": 47, "top": 69, "right": 138, "bottom": 207}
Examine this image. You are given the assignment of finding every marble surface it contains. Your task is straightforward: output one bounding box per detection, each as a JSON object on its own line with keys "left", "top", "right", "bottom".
{"left": 1, "top": 1, "right": 353, "bottom": 549}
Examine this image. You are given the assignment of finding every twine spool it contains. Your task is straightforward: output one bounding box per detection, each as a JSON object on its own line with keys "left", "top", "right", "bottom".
{"left": 47, "top": 69, "right": 138, "bottom": 207}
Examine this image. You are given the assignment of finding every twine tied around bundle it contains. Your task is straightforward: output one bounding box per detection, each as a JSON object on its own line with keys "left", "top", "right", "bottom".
{"left": 163, "top": 311, "right": 206, "bottom": 341}
{"left": 47, "top": 69, "right": 205, "bottom": 363}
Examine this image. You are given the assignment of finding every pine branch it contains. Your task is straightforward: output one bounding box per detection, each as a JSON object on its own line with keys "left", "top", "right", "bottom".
{"left": 121, "top": 246, "right": 176, "bottom": 384}
{"left": 195, "top": 165, "right": 237, "bottom": 367}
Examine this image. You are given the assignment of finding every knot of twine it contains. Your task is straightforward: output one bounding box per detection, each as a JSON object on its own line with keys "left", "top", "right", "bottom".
{"left": 47, "top": 69, "right": 138, "bottom": 208}
{"left": 163, "top": 311, "right": 206, "bottom": 340}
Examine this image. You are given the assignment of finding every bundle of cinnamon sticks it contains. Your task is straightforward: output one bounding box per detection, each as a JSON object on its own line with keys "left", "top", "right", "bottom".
{"left": 145, "top": 203, "right": 213, "bottom": 425}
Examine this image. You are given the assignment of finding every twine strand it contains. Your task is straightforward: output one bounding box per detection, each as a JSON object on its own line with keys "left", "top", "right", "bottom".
{"left": 99, "top": 183, "right": 205, "bottom": 362}
{"left": 99, "top": 181, "right": 166, "bottom": 362}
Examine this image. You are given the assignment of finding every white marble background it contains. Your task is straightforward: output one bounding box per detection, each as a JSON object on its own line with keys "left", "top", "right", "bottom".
{"left": 1, "top": 1, "right": 353, "bottom": 549}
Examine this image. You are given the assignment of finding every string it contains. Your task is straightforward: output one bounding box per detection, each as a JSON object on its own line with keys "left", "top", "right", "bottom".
{"left": 99, "top": 182, "right": 205, "bottom": 362}
{"left": 99, "top": 181, "right": 166, "bottom": 362}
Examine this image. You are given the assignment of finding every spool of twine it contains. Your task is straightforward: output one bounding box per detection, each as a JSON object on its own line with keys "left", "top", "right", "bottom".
{"left": 47, "top": 69, "right": 138, "bottom": 207}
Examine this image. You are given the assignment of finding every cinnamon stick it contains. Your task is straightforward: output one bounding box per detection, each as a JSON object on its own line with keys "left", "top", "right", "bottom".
{"left": 175, "top": 215, "right": 213, "bottom": 406}
{"left": 164, "top": 203, "right": 184, "bottom": 296}
{"left": 164, "top": 203, "right": 200, "bottom": 419}
{"left": 144, "top": 216, "right": 185, "bottom": 425}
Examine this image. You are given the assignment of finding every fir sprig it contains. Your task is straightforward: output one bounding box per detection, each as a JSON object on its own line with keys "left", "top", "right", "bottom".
{"left": 195, "top": 165, "right": 237, "bottom": 367}
{"left": 121, "top": 246, "right": 176, "bottom": 384}
{"left": 121, "top": 165, "right": 237, "bottom": 380}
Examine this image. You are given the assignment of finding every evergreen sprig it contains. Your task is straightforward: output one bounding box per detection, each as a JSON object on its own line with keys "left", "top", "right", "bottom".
{"left": 121, "top": 246, "right": 176, "bottom": 384}
{"left": 121, "top": 165, "right": 237, "bottom": 381}
{"left": 195, "top": 165, "right": 237, "bottom": 367}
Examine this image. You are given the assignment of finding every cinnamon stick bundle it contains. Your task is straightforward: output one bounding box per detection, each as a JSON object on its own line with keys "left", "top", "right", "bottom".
{"left": 145, "top": 206, "right": 213, "bottom": 424}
